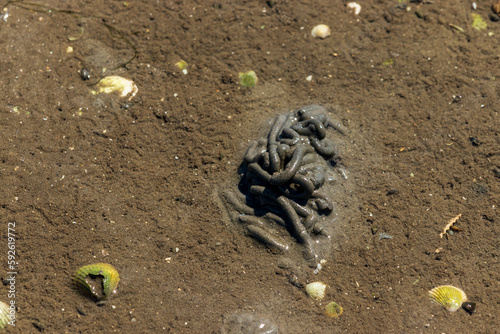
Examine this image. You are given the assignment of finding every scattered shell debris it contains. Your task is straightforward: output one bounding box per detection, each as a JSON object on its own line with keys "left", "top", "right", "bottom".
{"left": 311, "top": 24, "right": 331, "bottom": 39}
{"left": 91, "top": 75, "right": 138, "bottom": 100}
{"left": 439, "top": 214, "right": 462, "bottom": 238}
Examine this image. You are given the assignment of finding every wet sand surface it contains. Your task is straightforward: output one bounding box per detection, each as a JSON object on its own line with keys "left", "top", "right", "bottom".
{"left": 0, "top": 1, "right": 499, "bottom": 333}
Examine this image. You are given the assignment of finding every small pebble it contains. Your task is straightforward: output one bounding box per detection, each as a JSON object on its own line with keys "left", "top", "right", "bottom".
{"left": 490, "top": 13, "right": 500, "bottom": 22}
{"left": 80, "top": 68, "right": 90, "bottom": 81}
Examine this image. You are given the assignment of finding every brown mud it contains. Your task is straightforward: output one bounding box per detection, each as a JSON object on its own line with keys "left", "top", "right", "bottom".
{"left": 0, "top": 0, "right": 499, "bottom": 333}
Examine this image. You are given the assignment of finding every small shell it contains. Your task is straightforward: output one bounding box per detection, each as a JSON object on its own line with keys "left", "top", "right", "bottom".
{"left": 91, "top": 76, "right": 138, "bottom": 100}
{"left": 0, "top": 301, "right": 11, "bottom": 329}
{"left": 428, "top": 285, "right": 467, "bottom": 312}
{"left": 311, "top": 24, "right": 331, "bottom": 39}
{"left": 305, "top": 282, "right": 327, "bottom": 300}
{"left": 347, "top": 2, "right": 361, "bottom": 15}
{"left": 72, "top": 263, "right": 120, "bottom": 301}
{"left": 324, "top": 301, "right": 343, "bottom": 318}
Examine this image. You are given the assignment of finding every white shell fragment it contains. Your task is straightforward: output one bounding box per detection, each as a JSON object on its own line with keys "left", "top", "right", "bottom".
{"left": 311, "top": 24, "right": 331, "bottom": 39}
{"left": 91, "top": 75, "right": 138, "bottom": 100}
{"left": 306, "top": 282, "right": 327, "bottom": 300}
{"left": 347, "top": 2, "right": 361, "bottom": 15}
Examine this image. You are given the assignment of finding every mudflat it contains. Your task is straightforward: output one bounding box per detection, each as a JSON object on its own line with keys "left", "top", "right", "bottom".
{"left": 0, "top": 1, "right": 498, "bottom": 333}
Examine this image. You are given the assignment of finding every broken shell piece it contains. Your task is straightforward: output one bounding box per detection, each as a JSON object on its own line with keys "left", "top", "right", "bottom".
{"left": 72, "top": 263, "right": 120, "bottom": 301}
{"left": 0, "top": 301, "right": 10, "bottom": 329}
{"left": 347, "top": 2, "right": 361, "bottom": 15}
{"left": 311, "top": 24, "right": 331, "bottom": 39}
{"left": 324, "top": 301, "right": 343, "bottom": 318}
{"left": 175, "top": 60, "right": 188, "bottom": 75}
{"left": 428, "top": 285, "right": 467, "bottom": 312}
{"left": 91, "top": 76, "right": 138, "bottom": 100}
{"left": 306, "top": 282, "right": 327, "bottom": 300}
{"left": 239, "top": 71, "right": 258, "bottom": 87}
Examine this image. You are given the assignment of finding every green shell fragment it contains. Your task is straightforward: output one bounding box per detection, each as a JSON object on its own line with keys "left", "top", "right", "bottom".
{"left": 324, "top": 302, "right": 343, "bottom": 318}
{"left": 72, "top": 263, "right": 120, "bottom": 300}
{"left": 239, "top": 71, "right": 258, "bottom": 87}
{"left": 471, "top": 13, "right": 487, "bottom": 31}
{"left": 175, "top": 60, "right": 188, "bottom": 70}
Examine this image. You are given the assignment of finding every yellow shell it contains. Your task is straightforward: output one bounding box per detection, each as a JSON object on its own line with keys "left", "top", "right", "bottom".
{"left": 428, "top": 285, "right": 467, "bottom": 312}
{"left": 72, "top": 263, "right": 120, "bottom": 300}
{"left": 0, "top": 301, "right": 11, "bottom": 329}
{"left": 324, "top": 301, "right": 343, "bottom": 318}
{"left": 305, "top": 282, "right": 327, "bottom": 301}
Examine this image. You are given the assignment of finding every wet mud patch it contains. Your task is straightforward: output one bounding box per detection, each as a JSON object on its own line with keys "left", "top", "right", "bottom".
{"left": 219, "top": 104, "right": 361, "bottom": 275}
